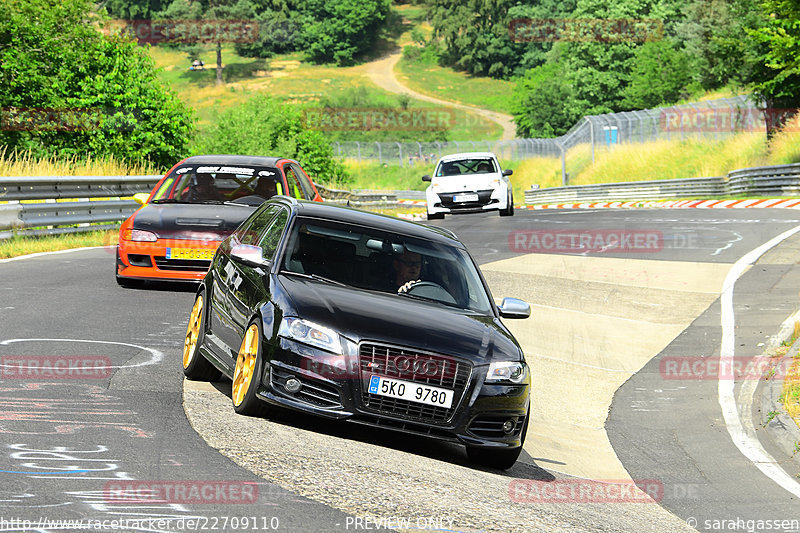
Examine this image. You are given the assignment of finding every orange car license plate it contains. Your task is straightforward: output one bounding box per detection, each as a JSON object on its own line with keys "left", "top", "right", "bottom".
{"left": 166, "top": 248, "right": 216, "bottom": 260}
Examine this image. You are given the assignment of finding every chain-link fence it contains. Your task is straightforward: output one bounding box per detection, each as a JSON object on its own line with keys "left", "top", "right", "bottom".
{"left": 332, "top": 95, "right": 763, "bottom": 184}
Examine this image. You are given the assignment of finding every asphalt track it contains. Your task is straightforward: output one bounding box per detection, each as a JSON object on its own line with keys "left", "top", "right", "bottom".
{"left": 1, "top": 208, "right": 800, "bottom": 532}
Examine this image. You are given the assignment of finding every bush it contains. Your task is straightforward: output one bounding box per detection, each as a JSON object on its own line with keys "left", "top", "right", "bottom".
{"left": 195, "top": 94, "right": 349, "bottom": 185}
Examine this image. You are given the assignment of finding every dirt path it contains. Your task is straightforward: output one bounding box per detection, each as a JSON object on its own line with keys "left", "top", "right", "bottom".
{"left": 360, "top": 52, "right": 517, "bottom": 141}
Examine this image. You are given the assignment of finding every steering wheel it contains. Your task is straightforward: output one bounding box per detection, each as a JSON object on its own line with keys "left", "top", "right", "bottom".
{"left": 397, "top": 280, "right": 456, "bottom": 304}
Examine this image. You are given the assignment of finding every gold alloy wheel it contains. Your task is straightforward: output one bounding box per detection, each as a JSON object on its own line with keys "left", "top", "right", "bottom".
{"left": 183, "top": 295, "right": 203, "bottom": 368}
{"left": 232, "top": 324, "right": 259, "bottom": 407}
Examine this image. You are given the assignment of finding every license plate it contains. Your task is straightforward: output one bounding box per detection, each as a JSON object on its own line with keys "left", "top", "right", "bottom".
{"left": 166, "top": 248, "right": 215, "bottom": 260}
{"left": 368, "top": 375, "right": 453, "bottom": 408}
{"left": 453, "top": 193, "right": 479, "bottom": 203}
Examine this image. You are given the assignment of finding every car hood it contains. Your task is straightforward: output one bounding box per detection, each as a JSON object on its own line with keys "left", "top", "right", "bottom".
{"left": 429, "top": 174, "right": 501, "bottom": 192}
{"left": 133, "top": 203, "right": 255, "bottom": 240}
{"left": 277, "top": 275, "right": 522, "bottom": 364}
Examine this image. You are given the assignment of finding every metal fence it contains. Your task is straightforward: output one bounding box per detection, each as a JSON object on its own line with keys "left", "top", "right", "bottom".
{"left": 332, "top": 95, "right": 762, "bottom": 183}
{"left": 524, "top": 163, "right": 800, "bottom": 204}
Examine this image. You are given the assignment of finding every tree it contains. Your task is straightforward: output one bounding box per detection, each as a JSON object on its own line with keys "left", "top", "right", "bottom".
{"left": 0, "top": 0, "right": 193, "bottom": 166}
{"left": 622, "top": 39, "right": 692, "bottom": 109}
{"left": 102, "top": 0, "right": 167, "bottom": 19}
{"left": 749, "top": 0, "right": 800, "bottom": 135}
{"left": 196, "top": 94, "right": 348, "bottom": 184}
{"left": 301, "top": 0, "right": 391, "bottom": 65}
{"left": 511, "top": 60, "right": 582, "bottom": 137}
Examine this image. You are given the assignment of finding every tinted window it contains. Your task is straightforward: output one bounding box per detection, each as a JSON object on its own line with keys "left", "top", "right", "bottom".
{"left": 233, "top": 205, "right": 278, "bottom": 245}
{"left": 258, "top": 209, "right": 289, "bottom": 260}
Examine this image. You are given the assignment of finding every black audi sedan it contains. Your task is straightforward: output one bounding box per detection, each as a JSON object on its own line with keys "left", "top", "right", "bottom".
{"left": 182, "top": 196, "right": 532, "bottom": 469}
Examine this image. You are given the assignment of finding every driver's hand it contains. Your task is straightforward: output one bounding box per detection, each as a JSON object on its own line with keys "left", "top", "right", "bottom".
{"left": 397, "top": 279, "right": 422, "bottom": 294}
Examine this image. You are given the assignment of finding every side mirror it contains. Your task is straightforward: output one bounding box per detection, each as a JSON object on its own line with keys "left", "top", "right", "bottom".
{"left": 230, "top": 243, "right": 268, "bottom": 268}
{"left": 422, "top": 175, "right": 431, "bottom": 182}
{"left": 498, "top": 297, "right": 530, "bottom": 319}
{"left": 502, "top": 169, "right": 513, "bottom": 176}
{"left": 133, "top": 193, "right": 150, "bottom": 205}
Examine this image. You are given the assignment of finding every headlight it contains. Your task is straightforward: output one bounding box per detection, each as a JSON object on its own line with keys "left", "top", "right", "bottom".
{"left": 121, "top": 229, "right": 157, "bottom": 242}
{"left": 278, "top": 318, "right": 342, "bottom": 355}
{"left": 485, "top": 361, "right": 527, "bottom": 384}
{"left": 489, "top": 177, "right": 502, "bottom": 188}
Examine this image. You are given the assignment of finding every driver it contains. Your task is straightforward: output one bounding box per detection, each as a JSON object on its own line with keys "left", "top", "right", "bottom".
{"left": 392, "top": 250, "right": 422, "bottom": 292}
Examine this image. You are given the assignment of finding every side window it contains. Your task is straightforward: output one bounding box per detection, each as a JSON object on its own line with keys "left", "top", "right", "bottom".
{"left": 258, "top": 209, "right": 290, "bottom": 261}
{"left": 291, "top": 163, "right": 314, "bottom": 198}
{"left": 234, "top": 205, "right": 278, "bottom": 246}
{"left": 283, "top": 166, "right": 305, "bottom": 200}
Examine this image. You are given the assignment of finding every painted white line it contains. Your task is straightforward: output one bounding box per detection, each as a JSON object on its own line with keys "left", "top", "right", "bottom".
{"left": 719, "top": 223, "right": 800, "bottom": 498}
{"left": 0, "top": 338, "right": 164, "bottom": 369}
{"left": 0, "top": 246, "right": 112, "bottom": 264}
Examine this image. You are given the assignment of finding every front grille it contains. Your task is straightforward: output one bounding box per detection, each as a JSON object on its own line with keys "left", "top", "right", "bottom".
{"left": 270, "top": 368, "right": 343, "bottom": 409}
{"left": 359, "top": 342, "right": 471, "bottom": 425}
{"left": 153, "top": 257, "right": 211, "bottom": 272}
{"left": 468, "top": 415, "right": 526, "bottom": 439}
{"left": 438, "top": 190, "right": 494, "bottom": 208}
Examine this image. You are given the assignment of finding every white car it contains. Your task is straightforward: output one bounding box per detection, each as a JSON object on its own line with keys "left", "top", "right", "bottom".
{"left": 422, "top": 152, "right": 514, "bottom": 220}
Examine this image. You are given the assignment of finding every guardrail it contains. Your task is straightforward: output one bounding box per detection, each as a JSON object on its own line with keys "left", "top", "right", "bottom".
{"left": 0, "top": 176, "right": 425, "bottom": 240}
{"left": 524, "top": 163, "right": 800, "bottom": 204}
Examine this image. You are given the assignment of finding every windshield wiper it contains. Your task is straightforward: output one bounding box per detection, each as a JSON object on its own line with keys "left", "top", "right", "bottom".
{"left": 150, "top": 198, "right": 179, "bottom": 204}
{"left": 281, "top": 270, "right": 348, "bottom": 287}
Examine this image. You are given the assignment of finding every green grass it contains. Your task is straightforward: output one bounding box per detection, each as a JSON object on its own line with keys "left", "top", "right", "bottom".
{"left": 0, "top": 230, "right": 118, "bottom": 259}
{"left": 395, "top": 56, "right": 516, "bottom": 115}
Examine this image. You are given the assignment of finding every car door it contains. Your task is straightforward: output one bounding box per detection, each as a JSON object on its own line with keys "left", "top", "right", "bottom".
{"left": 226, "top": 206, "right": 290, "bottom": 351}
{"left": 282, "top": 164, "right": 309, "bottom": 200}
{"left": 289, "top": 163, "right": 317, "bottom": 200}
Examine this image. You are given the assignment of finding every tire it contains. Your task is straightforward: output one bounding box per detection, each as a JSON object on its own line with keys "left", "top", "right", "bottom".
{"left": 466, "top": 411, "right": 529, "bottom": 470}
{"left": 182, "top": 291, "right": 220, "bottom": 381}
{"left": 427, "top": 211, "right": 444, "bottom": 220}
{"left": 232, "top": 319, "right": 268, "bottom": 416}
{"left": 499, "top": 192, "right": 514, "bottom": 217}
{"left": 115, "top": 250, "right": 143, "bottom": 289}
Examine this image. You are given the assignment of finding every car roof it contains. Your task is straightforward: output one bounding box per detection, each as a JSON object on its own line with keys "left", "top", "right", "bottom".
{"left": 180, "top": 154, "right": 293, "bottom": 167}
{"left": 437, "top": 152, "right": 497, "bottom": 163}
{"left": 270, "top": 197, "right": 461, "bottom": 245}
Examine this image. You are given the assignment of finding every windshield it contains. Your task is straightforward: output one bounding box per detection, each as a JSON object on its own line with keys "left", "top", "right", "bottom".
{"left": 280, "top": 217, "right": 493, "bottom": 313}
{"left": 435, "top": 158, "right": 497, "bottom": 177}
{"left": 150, "top": 164, "right": 284, "bottom": 204}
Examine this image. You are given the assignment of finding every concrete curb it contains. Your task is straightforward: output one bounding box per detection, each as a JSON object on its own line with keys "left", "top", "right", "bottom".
{"left": 758, "top": 337, "right": 800, "bottom": 467}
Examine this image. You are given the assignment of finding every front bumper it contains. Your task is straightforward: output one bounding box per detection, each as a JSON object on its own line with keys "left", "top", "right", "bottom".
{"left": 116, "top": 239, "right": 221, "bottom": 282}
{"left": 254, "top": 337, "right": 530, "bottom": 449}
{"left": 426, "top": 186, "right": 508, "bottom": 215}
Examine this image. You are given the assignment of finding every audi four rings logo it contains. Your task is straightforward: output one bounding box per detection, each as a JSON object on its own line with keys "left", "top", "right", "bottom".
{"left": 393, "top": 357, "right": 439, "bottom": 376}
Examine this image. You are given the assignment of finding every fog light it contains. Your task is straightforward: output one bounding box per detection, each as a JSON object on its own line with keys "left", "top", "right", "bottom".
{"left": 285, "top": 378, "right": 302, "bottom": 393}
{"left": 502, "top": 419, "right": 516, "bottom": 434}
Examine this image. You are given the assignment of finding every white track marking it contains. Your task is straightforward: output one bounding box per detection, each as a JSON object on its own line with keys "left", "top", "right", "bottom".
{"left": 719, "top": 224, "right": 800, "bottom": 498}
{"left": 0, "top": 339, "right": 164, "bottom": 369}
{"left": 0, "top": 246, "right": 112, "bottom": 264}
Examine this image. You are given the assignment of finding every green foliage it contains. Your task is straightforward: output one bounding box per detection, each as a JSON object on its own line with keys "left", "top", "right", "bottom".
{"left": 195, "top": 94, "right": 349, "bottom": 184}
{"left": 750, "top": 0, "right": 800, "bottom": 116}
{"left": 511, "top": 61, "right": 581, "bottom": 138}
{"left": 623, "top": 39, "right": 692, "bottom": 109}
{"left": 300, "top": 0, "right": 391, "bottom": 65}
{"left": 102, "top": 0, "right": 168, "bottom": 19}
{"left": 0, "top": 0, "right": 193, "bottom": 167}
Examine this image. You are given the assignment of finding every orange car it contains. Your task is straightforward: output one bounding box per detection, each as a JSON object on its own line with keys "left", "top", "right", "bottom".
{"left": 116, "top": 154, "right": 322, "bottom": 286}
